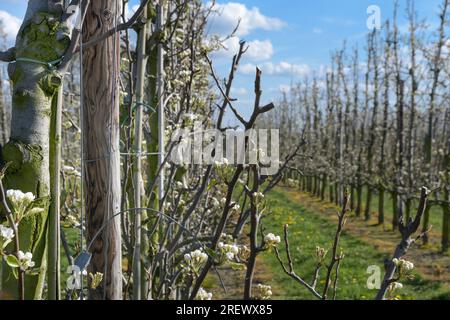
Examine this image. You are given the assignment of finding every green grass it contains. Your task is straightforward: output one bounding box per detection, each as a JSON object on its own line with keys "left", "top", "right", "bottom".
{"left": 259, "top": 188, "right": 450, "bottom": 300}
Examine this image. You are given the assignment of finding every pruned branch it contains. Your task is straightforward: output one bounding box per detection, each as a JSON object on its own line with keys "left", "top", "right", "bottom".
{"left": 375, "top": 187, "right": 430, "bottom": 300}
{"left": 322, "top": 190, "right": 350, "bottom": 299}
{"left": 274, "top": 191, "right": 350, "bottom": 300}
{"left": 274, "top": 225, "right": 323, "bottom": 299}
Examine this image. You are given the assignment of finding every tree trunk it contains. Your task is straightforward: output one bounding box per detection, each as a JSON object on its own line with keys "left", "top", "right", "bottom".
{"left": 321, "top": 174, "right": 327, "bottom": 201}
{"left": 82, "top": 0, "right": 123, "bottom": 300}
{"left": 364, "top": 186, "right": 373, "bottom": 221}
{"left": 405, "top": 198, "right": 412, "bottom": 222}
{"left": 378, "top": 186, "right": 384, "bottom": 225}
{"left": 393, "top": 4, "right": 405, "bottom": 228}
{"left": 442, "top": 198, "right": 449, "bottom": 252}
{"left": 334, "top": 181, "right": 339, "bottom": 205}
{"left": 329, "top": 183, "right": 334, "bottom": 203}
{"left": 356, "top": 183, "right": 362, "bottom": 217}
{"left": 350, "top": 185, "right": 355, "bottom": 211}
{"left": 378, "top": 22, "right": 390, "bottom": 228}
{"left": 1, "top": 0, "right": 69, "bottom": 299}
{"left": 365, "top": 31, "right": 379, "bottom": 222}
{"left": 392, "top": 191, "right": 399, "bottom": 231}
{"left": 421, "top": 205, "right": 431, "bottom": 245}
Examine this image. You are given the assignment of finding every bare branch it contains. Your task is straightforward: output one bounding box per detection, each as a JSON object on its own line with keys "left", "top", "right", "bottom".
{"left": 376, "top": 187, "right": 429, "bottom": 300}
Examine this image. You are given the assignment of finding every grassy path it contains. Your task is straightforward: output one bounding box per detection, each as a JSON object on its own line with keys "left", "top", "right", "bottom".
{"left": 257, "top": 187, "right": 450, "bottom": 300}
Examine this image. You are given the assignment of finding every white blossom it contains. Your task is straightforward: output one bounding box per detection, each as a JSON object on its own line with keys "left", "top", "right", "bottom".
{"left": 252, "top": 192, "right": 265, "bottom": 203}
{"left": 264, "top": 233, "right": 281, "bottom": 247}
{"left": 230, "top": 203, "right": 240, "bottom": 212}
{"left": 18, "top": 250, "right": 35, "bottom": 270}
{"left": 393, "top": 258, "right": 414, "bottom": 271}
{"left": 63, "top": 166, "right": 81, "bottom": 176}
{"left": 214, "top": 158, "right": 230, "bottom": 167}
{"left": 6, "top": 189, "right": 35, "bottom": 205}
{"left": 184, "top": 249, "right": 208, "bottom": 273}
{"left": 196, "top": 287, "right": 212, "bottom": 300}
{"left": 225, "top": 252, "right": 234, "bottom": 260}
{"left": 176, "top": 181, "right": 184, "bottom": 189}
{"left": 0, "top": 225, "right": 14, "bottom": 241}
{"left": 391, "top": 282, "right": 403, "bottom": 290}
{"left": 184, "top": 114, "right": 198, "bottom": 122}
{"left": 0, "top": 225, "right": 14, "bottom": 250}
{"left": 255, "top": 284, "right": 273, "bottom": 300}
{"left": 211, "top": 197, "right": 220, "bottom": 208}
{"left": 6, "top": 189, "right": 37, "bottom": 222}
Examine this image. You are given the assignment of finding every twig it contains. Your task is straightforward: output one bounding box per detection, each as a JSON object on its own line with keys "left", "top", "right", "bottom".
{"left": 375, "top": 186, "right": 429, "bottom": 300}
{"left": 322, "top": 190, "right": 350, "bottom": 299}
{"left": 274, "top": 225, "right": 323, "bottom": 299}
{"left": 0, "top": 177, "right": 24, "bottom": 300}
{"left": 332, "top": 253, "right": 344, "bottom": 300}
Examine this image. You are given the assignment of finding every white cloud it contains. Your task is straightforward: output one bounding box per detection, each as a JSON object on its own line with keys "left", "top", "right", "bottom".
{"left": 0, "top": 10, "right": 22, "bottom": 43}
{"left": 313, "top": 28, "right": 323, "bottom": 34}
{"left": 322, "top": 17, "right": 357, "bottom": 27}
{"left": 246, "top": 39, "right": 273, "bottom": 61}
{"left": 241, "top": 61, "right": 311, "bottom": 77}
{"left": 240, "top": 63, "right": 258, "bottom": 75}
{"left": 213, "top": 37, "right": 274, "bottom": 61}
{"left": 208, "top": 2, "right": 286, "bottom": 37}
{"left": 207, "top": 3, "right": 284, "bottom": 63}
{"left": 232, "top": 87, "right": 247, "bottom": 95}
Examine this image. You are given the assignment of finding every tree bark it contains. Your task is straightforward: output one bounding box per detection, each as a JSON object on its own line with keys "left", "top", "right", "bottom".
{"left": 82, "top": 0, "right": 122, "bottom": 300}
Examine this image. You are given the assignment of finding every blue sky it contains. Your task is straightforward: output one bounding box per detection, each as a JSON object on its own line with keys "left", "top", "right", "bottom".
{"left": 0, "top": 0, "right": 444, "bottom": 124}
{"left": 205, "top": 0, "right": 443, "bottom": 123}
